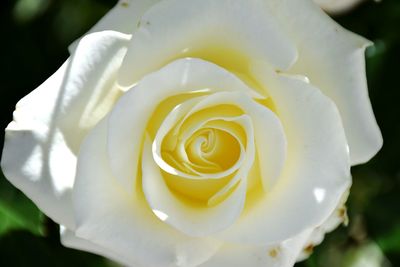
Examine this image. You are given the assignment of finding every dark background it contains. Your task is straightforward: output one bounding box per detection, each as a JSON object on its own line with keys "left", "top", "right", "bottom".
{"left": 0, "top": 0, "right": 399, "bottom": 266}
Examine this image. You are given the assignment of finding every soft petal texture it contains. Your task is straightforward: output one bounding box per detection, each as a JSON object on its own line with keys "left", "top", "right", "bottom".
{"left": 60, "top": 226, "right": 138, "bottom": 267}
{"left": 266, "top": 0, "right": 382, "bottom": 164}
{"left": 151, "top": 97, "right": 250, "bottom": 180}
{"left": 1, "top": 31, "right": 130, "bottom": 229}
{"left": 2, "top": 1, "right": 382, "bottom": 266}
{"left": 58, "top": 31, "right": 130, "bottom": 152}
{"left": 118, "top": 0, "right": 297, "bottom": 87}
{"left": 143, "top": 135, "right": 248, "bottom": 237}
{"left": 1, "top": 60, "right": 76, "bottom": 229}
{"left": 217, "top": 66, "right": 351, "bottom": 244}
{"left": 153, "top": 90, "right": 286, "bottom": 192}
{"left": 200, "top": 229, "right": 313, "bottom": 267}
{"left": 145, "top": 93, "right": 260, "bottom": 236}
{"left": 297, "top": 187, "right": 350, "bottom": 261}
{"left": 107, "top": 58, "right": 260, "bottom": 192}
{"left": 73, "top": 119, "right": 221, "bottom": 267}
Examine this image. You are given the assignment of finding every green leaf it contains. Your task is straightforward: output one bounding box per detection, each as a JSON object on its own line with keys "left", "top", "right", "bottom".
{"left": 0, "top": 172, "right": 44, "bottom": 236}
{"left": 377, "top": 224, "right": 400, "bottom": 253}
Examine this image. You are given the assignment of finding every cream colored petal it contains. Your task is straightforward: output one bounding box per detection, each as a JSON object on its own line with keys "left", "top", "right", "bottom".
{"left": 266, "top": 0, "right": 382, "bottom": 164}
{"left": 60, "top": 226, "right": 137, "bottom": 267}
{"left": 163, "top": 90, "right": 286, "bottom": 192}
{"left": 73, "top": 119, "right": 221, "bottom": 267}
{"left": 107, "top": 58, "right": 259, "bottom": 192}
{"left": 152, "top": 95, "right": 251, "bottom": 180}
{"left": 59, "top": 31, "right": 130, "bottom": 152}
{"left": 297, "top": 187, "right": 350, "bottom": 261}
{"left": 1, "top": 61, "right": 76, "bottom": 228}
{"left": 200, "top": 229, "right": 313, "bottom": 267}
{"left": 202, "top": 116, "right": 255, "bottom": 206}
{"left": 1, "top": 31, "right": 130, "bottom": 230}
{"left": 218, "top": 66, "right": 351, "bottom": 244}
{"left": 118, "top": 0, "right": 297, "bottom": 87}
{"left": 152, "top": 99, "right": 255, "bottom": 207}
{"left": 143, "top": 135, "right": 248, "bottom": 237}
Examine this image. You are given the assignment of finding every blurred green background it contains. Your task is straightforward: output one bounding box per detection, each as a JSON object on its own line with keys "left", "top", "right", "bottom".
{"left": 0, "top": 0, "right": 399, "bottom": 266}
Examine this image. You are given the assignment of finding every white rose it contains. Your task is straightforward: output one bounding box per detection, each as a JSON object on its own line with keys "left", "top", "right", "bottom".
{"left": 1, "top": 0, "right": 382, "bottom": 266}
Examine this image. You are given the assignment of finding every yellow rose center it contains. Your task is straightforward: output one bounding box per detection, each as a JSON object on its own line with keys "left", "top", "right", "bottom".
{"left": 148, "top": 102, "right": 248, "bottom": 206}
{"left": 145, "top": 44, "right": 277, "bottom": 210}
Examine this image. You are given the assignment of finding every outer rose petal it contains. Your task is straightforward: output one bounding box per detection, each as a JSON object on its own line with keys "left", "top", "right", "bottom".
{"left": 1, "top": 60, "right": 75, "bottom": 228}
{"left": 267, "top": 0, "right": 382, "bottom": 164}
{"left": 297, "top": 188, "right": 350, "bottom": 261}
{"left": 217, "top": 66, "right": 351, "bottom": 244}
{"left": 118, "top": 0, "right": 297, "bottom": 87}
{"left": 1, "top": 31, "right": 130, "bottom": 229}
{"left": 58, "top": 31, "right": 130, "bottom": 152}
{"left": 60, "top": 226, "right": 139, "bottom": 267}
{"left": 73, "top": 119, "right": 221, "bottom": 267}
{"left": 200, "top": 230, "right": 313, "bottom": 267}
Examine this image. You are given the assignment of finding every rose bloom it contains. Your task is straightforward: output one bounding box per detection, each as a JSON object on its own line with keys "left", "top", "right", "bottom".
{"left": 1, "top": 0, "right": 382, "bottom": 266}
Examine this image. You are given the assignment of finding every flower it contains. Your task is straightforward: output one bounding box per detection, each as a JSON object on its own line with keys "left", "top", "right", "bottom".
{"left": 1, "top": 0, "right": 382, "bottom": 266}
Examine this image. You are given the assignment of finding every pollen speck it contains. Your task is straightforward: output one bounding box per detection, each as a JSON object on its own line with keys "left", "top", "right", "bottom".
{"left": 338, "top": 207, "right": 346, "bottom": 217}
{"left": 338, "top": 206, "right": 349, "bottom": 226}
{"left": 304, "top": 244, "right": 314, "bottom": 254}
{"left": 269, "top": 248, "right": 279, "bottom": 258}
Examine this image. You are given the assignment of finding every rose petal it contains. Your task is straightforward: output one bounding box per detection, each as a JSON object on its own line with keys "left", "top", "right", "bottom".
{"left": 118, "top": 0, "right": 297, "bottom": 87}
{"left": 60, "top": 226, "right": 139, "bottom": 267}
{"left": 160, "top": 90, "right": 286, "bottom": 192}
{"left": 1, "top": 31, "right": 130, "bottom": 229}
{"left": 1, "top": 60, "right": 77, "bottom": 228}
{"left": 151, "top": 94, "right": 258, "bottom": 208}
{"left": 152, "top": 95, "right": 250, "bottom": 180}
{"left": 73, "top": 119, "right": 221, "bottom": 267}
{"left": 297, "top": 187, "right": 350, "bottom": 261}
{"left": 143, "top": 135, "right": 248, "bottom": 236}
{"left": 108, "top": 58, "right": 260, "bottom": 192}
{"left": 59, "top": 31, "right": 130, "bottom": 152}
{"left": 217, "top": 65, "right": 351, "bottom": 244}
{"left": 152, "top": 105, "right": 253, "bottom": 207}
{"left": 200, "top": 229, "right": 313, "bottom": 267}
{"left": 266, "top": 0, "right": 382, "bottom": 164}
